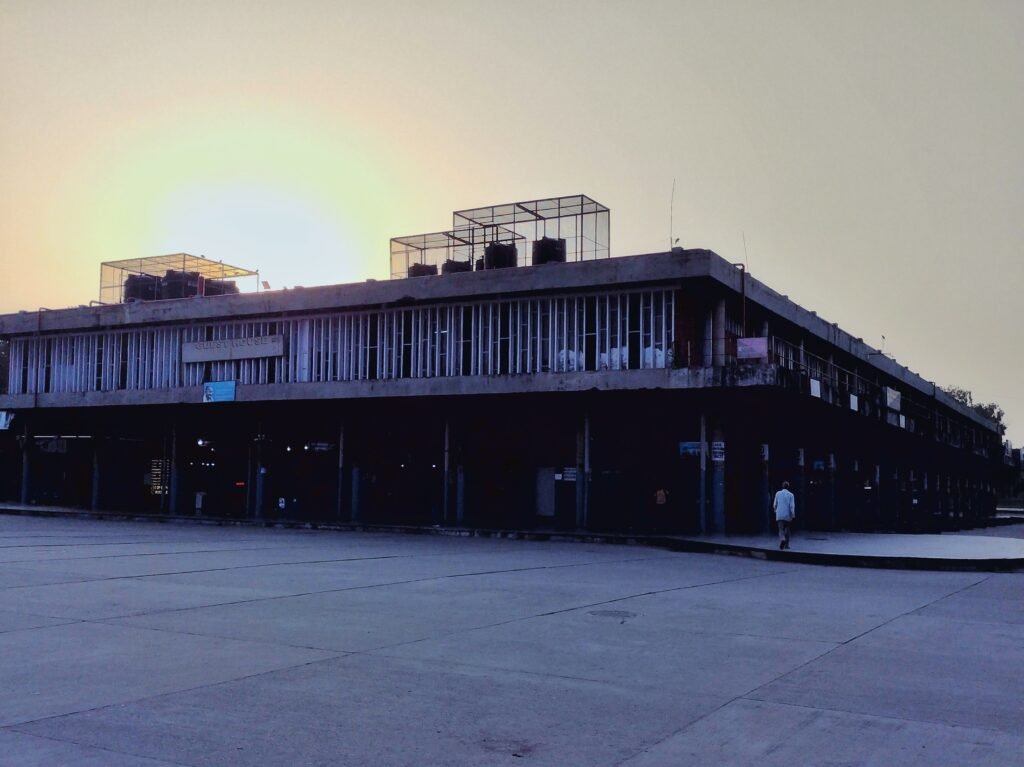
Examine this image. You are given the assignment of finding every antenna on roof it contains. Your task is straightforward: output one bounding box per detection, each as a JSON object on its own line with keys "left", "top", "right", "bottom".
{"left": 742, "top": 232, "right": 749, "bottom": 271}
{"left": 669, "top": 178, "right": 676, "bottom": 250}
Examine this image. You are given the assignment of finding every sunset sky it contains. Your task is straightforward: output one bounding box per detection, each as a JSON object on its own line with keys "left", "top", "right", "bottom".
{"left": 1, "top": 1, "right": 1021, "bottom": 440}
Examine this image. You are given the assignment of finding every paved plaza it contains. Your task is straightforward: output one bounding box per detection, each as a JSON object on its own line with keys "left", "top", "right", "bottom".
{"left": 1, "top": 515, "right": 1022, "bottom": 766}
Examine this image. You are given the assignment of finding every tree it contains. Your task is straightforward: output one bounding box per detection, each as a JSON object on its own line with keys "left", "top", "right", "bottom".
{"left": 941, "top": 384, "right": 1006, "bottom": 435}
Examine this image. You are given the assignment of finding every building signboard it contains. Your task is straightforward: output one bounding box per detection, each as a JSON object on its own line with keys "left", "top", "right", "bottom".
{"left": 202, "top": 380, "right": 236, "bottom": 403}
{"left": 183, "top": 335, "right": 284, "bottom": 364}
{"left": 886, "top": 386, "right": 901, "bottom": 412}
{"left": 736, "top": 336, "right": 768, "bottom": 360}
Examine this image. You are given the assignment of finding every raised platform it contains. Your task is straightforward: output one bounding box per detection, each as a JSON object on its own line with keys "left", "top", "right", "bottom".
{"left": 1, "top": 504, "right": 1021, "bottom": 572}
{"left": 670, "top": 531, "right": 1024, "bottom": 572}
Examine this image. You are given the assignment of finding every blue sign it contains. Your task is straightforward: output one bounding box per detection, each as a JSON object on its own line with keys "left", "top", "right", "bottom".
{"left": 679, "top": 441, "right": 703, "bottom": 457}
{"left": 202, "top": 380, "right": 236, "bottom": 403}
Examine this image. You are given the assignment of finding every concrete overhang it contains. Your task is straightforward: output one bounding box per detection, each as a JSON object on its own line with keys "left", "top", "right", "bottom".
{"left": 0, "top": 365, "right": 778, "bottom": 410}
{"left": 0, "top": 250, "right": 713, "bottom": 336}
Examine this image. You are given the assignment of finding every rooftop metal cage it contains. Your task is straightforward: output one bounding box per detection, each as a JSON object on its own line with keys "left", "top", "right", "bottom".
{"left": 389, "top": 226, "right": 524, "bottom": 280}
{"left": 99, "top": 254, "right": 259, "bottom": 305}
{"left": 390, "top": 194, "right": 610, "bottom": 279}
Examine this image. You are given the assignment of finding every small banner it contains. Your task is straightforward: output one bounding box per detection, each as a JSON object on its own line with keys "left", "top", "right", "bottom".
{"left": 202, "top": 380, "right": 237, "bottom": 403}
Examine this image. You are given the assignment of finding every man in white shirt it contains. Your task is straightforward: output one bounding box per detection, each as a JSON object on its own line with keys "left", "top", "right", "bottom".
{"left": 773, "top": 481, "right": 796, "bottom": 550}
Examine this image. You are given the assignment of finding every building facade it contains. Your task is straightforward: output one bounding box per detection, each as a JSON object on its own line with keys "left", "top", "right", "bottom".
{"left": 0, "top": 197, "right": 1002, "bottom": 534}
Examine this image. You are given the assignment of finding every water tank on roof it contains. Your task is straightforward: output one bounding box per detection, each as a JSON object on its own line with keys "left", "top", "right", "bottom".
{"left": 408, "top": 263, "right": 438, "bottom": 278}
{"left": 441, "top": 259, "right": 472, "bottom": 275}
{"left": 161, "top": 270, "right": 203, "bottom": 299}
{"left": 483, "top": 242, "right": 517, "bottom": 270}
{"left": 532, "top": 237, "right": 566, "bottom": 265}
{"left": 123, "top": 274, "right": 159, "bottom": 301}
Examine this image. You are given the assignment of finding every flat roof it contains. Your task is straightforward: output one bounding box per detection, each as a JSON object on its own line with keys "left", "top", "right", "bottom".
{"left": 101, "top": 253, "right": 257, "bottom": 279}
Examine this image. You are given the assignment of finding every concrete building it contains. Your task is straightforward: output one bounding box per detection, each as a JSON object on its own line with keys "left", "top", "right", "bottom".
{"left": 0, "top": 195, "right": 1002, "bottom": 533}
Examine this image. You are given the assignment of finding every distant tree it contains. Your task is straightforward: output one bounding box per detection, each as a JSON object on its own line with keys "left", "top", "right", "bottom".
{"left": 941, "top": 384, "right": 1006, "bottom": 435}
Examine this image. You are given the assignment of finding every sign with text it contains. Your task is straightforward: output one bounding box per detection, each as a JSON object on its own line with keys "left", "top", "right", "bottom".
{"left": 202, "top": 380, "right": 236, "bottom": 403}
{"left": 711, "top": 441, "right": 726, "bottom": 462}
{"left": 183, "top": 335, "right": 284, "bottom": 364}
{"left": 0, "top": 411, "right": 13, "bottom": 430}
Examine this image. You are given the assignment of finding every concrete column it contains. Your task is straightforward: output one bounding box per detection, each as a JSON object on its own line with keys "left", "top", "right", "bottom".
{"left": 456, "top": 465, "right": 465, "bottom": 526}
{"left": 442, "top": 420, "right": 451, "bottom": 525}
{"left": 168, "top": 427, "right": 180, "bottom": 516}
{"left": 19, "top": 428, "right": 31, "bottom": 505}
{"left": 91, "top": 439, "right": 101, "bottom": 511}
{"left": 827, "top": 452, "right": 837, "bottom": 530}
{"left": 698, "top": 413, "right": 707, "bottom": 534}
{"left": 797, "top": 448, "right": 807, "bottom": 529}
{"left": 574, "top": 418, "right": 586, "bottom": 530}
{"left": 760, "top": 442, "right": 771, "bottom": 533}
{"left": 710, "top": 425, "right": 726, "bottom": 533}
{"left": 713, "top": 299, "right": 727, "bottom": 367}
{"left": 335, "top": 422, "right": 346, "bottom": 519}
{"left": 350, "top": 466, "right": 361, "bottom": 523}
{"left": 254, "top": 435, "right": 265, "bottom": 520}
{"left": 703, "top": 310, "right": 713, "bottom": 367}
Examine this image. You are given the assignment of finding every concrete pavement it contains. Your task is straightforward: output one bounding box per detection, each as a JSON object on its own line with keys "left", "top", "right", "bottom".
{"left": 1, "top": 515, "right": 1023, "bottom": 765}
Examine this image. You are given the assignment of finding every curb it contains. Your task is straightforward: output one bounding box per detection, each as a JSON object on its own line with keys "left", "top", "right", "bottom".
{"left": 1, "top": 505, "right": 1021, "bottom": 572}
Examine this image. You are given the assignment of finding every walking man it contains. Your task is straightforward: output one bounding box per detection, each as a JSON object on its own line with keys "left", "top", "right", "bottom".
{"left": 773, "top": 480, "right": 796, "bottom": 549}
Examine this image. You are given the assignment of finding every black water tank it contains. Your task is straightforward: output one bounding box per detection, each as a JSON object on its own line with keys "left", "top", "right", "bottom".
{"left": 123, "top": 274, "right": 159, "bottom": 301}
{"left": 532, "top": 237, "right": 567, "bottom": 265}
{"left": 160, "top": 270, "right": 202, "bottom": 299}
{"left": 484, "top": 242, "right": 517, "bottom": 269}
{"left": 441, "top": 259, "right": 472, "bottom": 274}
{"left": 204, "top": 279, "right": 240, "bottom": 296}
{"left": 408, "top": 263, "right": 438, "bottom": 278}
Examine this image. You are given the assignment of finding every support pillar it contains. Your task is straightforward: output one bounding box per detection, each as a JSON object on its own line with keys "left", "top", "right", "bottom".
{"left": 19, "top": 426, "right": 31, "bottom": 505}
{"left": 442, "top": 420, "right": 451, "bottom": 525}
{"left": 698, "top": 413, "right": 707, "bottom": 534}
{"left": 254, "top": 432, "right": 265, "bottom": 520}
{"left": 760, "top": 442, "right": 771, "bottom": 533}
{"left": 703, "top": 311, "right": 713, "bottom": 367}
{"left": 336, "top": 422, "right": 346, "bottom": 520}
{"left": 91, "top": 439, "right": 101, "bottom": 511}
{"left": 797, "top": 448, "right": 807, "bottom": 529}
{"left": 456, "top": 465, "right": 465, "bottom": 526}
{"left": 710, "top": 425, "right": 726, "bottom": 533}
{"left": 350, "top": 466, "right": 361, "bottom": 523}
{"left": 827, "top": 452, "right": 837, "bottom": 530}
{"left": 575, "top": 414, "right": 590, "bottom": 530}
{"left": 574, "top": 417, "right": 587, "bottom": 530}
{"left": 713, "top": 299, "right": 726, "bottom": 367}
{"left": 168, "top": 427, "right": 180, "bottom": 516}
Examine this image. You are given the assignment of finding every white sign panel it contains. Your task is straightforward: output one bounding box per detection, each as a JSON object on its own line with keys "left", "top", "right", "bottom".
{"left": 0, "top": 411, "right": 13, "bottom": 430}
{"left": 711, "top": 441, "right": 726, "bottom": 462}
{"left": 849, "top": 393, "right": 859, "bottom": 412}
{"left": 810, "top": 378, "right": 821, "bottom": 398}
{"left": 886, "top": 386, "right": 901, "bottom": 412}
{"left": 183, "top": 335, "right": 284, "bottom": 364}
